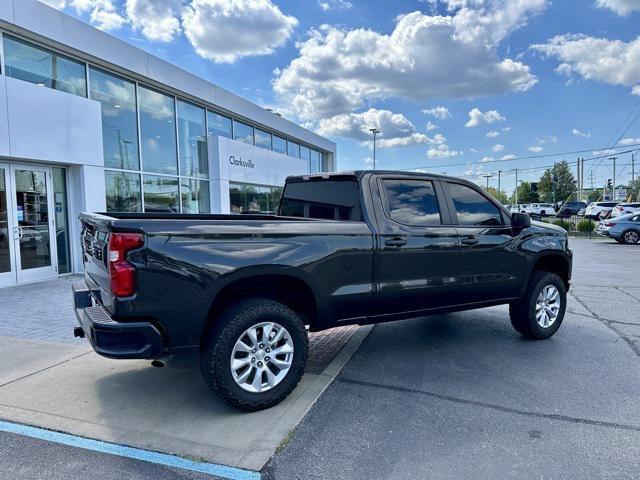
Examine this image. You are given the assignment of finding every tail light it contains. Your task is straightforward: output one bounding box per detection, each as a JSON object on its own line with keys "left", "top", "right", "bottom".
{"left": 604, "top": 222, "right": 616, "bottom": 227}
{"left": 108, "top": 233, "right": 144, "bottom": 297}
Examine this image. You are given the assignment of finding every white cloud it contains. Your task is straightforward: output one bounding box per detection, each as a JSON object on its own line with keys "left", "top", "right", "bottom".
{"left": 593, "top": 148, "right": 617, "bottom": 156}
{"left": 423, "top": 106, "right": 452, "bottom": 120}
{"left": 317, "top": 108, "right": 429, "bottom": 148}
{"left": 426, "top": 121, "right": 439, "bottom": 131}
{"left": 528, "top": 145, "right": 543, "bottom": 152}
{"left": 126, "top": 0, "right": 182, "bottom": 42}
{"left": 532, "top": 34, "right": 640, "bottom": 96}
{"left": 39, "top": 0, "right": 125, "bottom": 30}
{"left": 595, "top": 0, "right": 640, "bottom": 16}
{"left": 465, "top": 108, "right": 506, "bottom": 127}
{"left": 183, "top": 0, "right": 298, "bottom": 63}
{"left": 274, "top": 3, "right": 542, "bottom": 120}
{"left": 317, "top": 0, "right": 353, "bottom": 11}
{"left": 619, "top": 137, "right": 640, "bottom": 145}
{"left": 500, "top": 154, "right": 518, "bottom": 160}
{"left": 480, "top": 155, "right": 494, "bottom": 162}
{"left": 426, "top": 133, "right": 463, "bottom": 158}
{"left": 572, "top": 128, "right": 591, "bottom": 138}
{"left": 502, "top": 126, "right": 512, "bottom": 132}
{"left": 491, "top": 143, "right": 505, "bottom": 152}
{"left": 486, "top": 130, "right": 500, "bottom": 138}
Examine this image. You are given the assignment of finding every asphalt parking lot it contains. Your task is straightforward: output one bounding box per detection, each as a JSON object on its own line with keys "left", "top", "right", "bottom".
{"left": 1, "top": 238, "right": 639, "bottom": 479}
{"left": 267, "top": 238, "right": 640, "bottom": 479}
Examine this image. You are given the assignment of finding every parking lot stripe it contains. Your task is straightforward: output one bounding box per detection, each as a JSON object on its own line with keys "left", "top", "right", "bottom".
{"left": 0, "top": 419, "right": 260, "bottom": 480}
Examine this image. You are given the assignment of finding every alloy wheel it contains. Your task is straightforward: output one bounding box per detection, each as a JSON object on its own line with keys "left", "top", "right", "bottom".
{"left": 536, "top": 285, "right": 561, "bottom": 328}
{"left": 230, "top": 322, "right": 294, "bottom": 393}
{"left": 624, "top": 230, "right": 639, "bottom": 244}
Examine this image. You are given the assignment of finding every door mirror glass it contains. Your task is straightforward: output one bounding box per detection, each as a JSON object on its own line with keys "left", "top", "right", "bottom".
{"left": 511, "top": 212, "right": 531, "bottom": 229}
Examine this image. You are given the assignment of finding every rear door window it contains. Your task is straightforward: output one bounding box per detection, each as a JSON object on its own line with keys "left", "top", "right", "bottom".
{"left": 447, "top": 183, "right": 504, "bottom": 226}
{"left": 381, "top": 179, "right": 441, "bottom": 226}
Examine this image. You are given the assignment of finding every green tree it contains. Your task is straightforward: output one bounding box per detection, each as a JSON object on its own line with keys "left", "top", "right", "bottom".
{"left": 538, "top": 161, "right": 576, "bottom": 203}
{"left": 514, "top": 182, "right": 539, "bottom": 203}
{"left": 485, "top": 186, "right": 508, "bottom": 204}
{"left": 627, "top": 178, "right": 640, "bottom": 201}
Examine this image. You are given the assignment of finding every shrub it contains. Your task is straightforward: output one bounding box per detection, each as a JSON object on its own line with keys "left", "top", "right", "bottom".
{"left": 576, "top": 219, "right": 596, "bottom": 233}
{"left": 552, "top": 219, "right": 574, "bottom": 231}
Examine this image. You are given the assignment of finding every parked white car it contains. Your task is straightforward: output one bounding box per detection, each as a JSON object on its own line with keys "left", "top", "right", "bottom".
{"left": 610, "top": 202, "right": 640, "bottom": 218}
{"left": 510, "top": 204, "right": 528, "bottom": 213}
{"left": 584, "top": 202, "right": 618, "bottom": 220}
{"left": 524, "top": 203, "right": 557, "bottom": 216}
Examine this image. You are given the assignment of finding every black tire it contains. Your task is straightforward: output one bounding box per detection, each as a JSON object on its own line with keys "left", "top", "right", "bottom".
{"left": 200, "top": 298, "right": 308, "bottom": 411}
{"left": 509, "top": 271, "right": 567, "bottom": 340}
{"left": 622, "top": 229, "right": 640, "bottom": 245}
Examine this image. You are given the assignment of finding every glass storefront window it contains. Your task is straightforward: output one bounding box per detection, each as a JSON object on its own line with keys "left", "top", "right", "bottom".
{"left": 255, "top": 128, "right": 272, "bottom": 150}
{"left": 3, "top": 35, "right": 86, "bottom": 97}
{"left": 0, "top": 168, "right": 10, "bottom": 274}
{"left": 139, "top": 86, "right": 178, "bottom": 175}
{"left": 89, "top": 67, "right": 140, "bottom": 170}
{"left": 105, "top": 171, "right": 141, "bottom": 212}
{"left": 207, "top": 110, "right": 232, "bottom": 139}
{"left": 233, "top": 120, "right": 254, "bottom": 145}
{"left": 273, "top": 135, "right": 287, "bottom": 154}
{"left": 287, "top": 141, "right": 300, "bottom": 159}
{"left": 52, "top": 168, "right": 71, "bottom": 274}
{"left": 143, "top": 175, "right": 179, "bottom": 213}
{"left": 177, "top": 100, "right": 208, "bottom": 178}
{"left": 310, "top": 150, "right": 321, "bottom": 173}
{"left": 300, "top": 146, "right": 311, "bottom": 163}
{"left": 229, "top": 183, "right": 283, "bottom": 214}
{"left": 181, "top": 179, "right": 210, "bottom": 214}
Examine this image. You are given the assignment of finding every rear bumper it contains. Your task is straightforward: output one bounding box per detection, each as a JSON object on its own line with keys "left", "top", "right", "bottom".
{"left": 73, "top": 281, "right": 165, "bottom": 359}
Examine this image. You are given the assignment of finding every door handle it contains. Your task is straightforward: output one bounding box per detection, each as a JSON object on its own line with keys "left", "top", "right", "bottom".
{"left": 14, "top": 227, "right": 23, "bottom": 240}
{"left": 461, "top": 235, "right": 479, "bottom": 245}
{"left": 385, "top": 238, "right": 407, "bottom": 248}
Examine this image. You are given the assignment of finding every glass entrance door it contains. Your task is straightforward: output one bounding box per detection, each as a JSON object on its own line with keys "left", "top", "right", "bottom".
{"left": 0, "top": 164, "right": 17, "bottom": 287}
{"left": 10, "top": 165, "right": 58, "bottom": 284}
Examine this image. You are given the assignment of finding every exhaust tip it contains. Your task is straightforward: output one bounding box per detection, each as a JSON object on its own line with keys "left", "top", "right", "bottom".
{"left": 151, "top": 360, "right": 165, "bottom": 368}
{"left": 73, "top": 327, "right": 85, "bottom": 338}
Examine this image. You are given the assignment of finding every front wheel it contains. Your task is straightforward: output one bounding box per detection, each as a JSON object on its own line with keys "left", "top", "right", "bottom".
{"left": 200, "top": 298, "right": 308, "bottom": 411}
{"left": 510, "top": 271, "right": 567, "bottom": 339}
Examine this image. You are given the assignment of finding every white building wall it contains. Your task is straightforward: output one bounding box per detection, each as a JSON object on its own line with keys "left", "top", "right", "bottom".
{"left": 0, "top": 77, "right": 10, "bottom": 157}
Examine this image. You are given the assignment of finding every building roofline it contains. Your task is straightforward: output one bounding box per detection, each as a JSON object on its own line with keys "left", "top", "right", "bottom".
{"left": 0, "top": 0, "right": 336, "bottom": 154}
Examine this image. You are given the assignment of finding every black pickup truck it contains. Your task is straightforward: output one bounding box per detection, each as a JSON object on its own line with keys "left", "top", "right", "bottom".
{"left": 74, "top": 171, "right": 572, "bottom": 410}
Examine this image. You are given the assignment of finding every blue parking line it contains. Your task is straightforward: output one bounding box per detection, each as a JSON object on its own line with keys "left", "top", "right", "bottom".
{"left": 0, "top": 419, "right": 260, "bottom": 480}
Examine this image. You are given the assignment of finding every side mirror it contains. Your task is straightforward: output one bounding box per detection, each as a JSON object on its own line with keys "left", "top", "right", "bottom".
{"left": 511, "top": 212, "right": 531, "bottom": 229}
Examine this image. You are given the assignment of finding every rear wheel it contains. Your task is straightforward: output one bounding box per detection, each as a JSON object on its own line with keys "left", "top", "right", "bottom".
{"left": 509, "top": 271, "right": 566, "bottom": 339}
{"left": 200, "top": 298, "right": 308, "bottom": 411}
{"left": 622, "top": 229, "right": 640, "bottom": 245}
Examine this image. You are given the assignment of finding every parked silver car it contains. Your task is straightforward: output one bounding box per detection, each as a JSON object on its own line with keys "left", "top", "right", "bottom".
{"left": 597, "top": 212, "right": 640, "bottom": 244}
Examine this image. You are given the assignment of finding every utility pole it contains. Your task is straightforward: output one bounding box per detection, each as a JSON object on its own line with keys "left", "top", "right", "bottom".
{"left": 498, "top": 170, "right": 502, "bottom": 193}
{"left": 369, "top": 128, "right": 380, "bottom": 170}
{"left": 482, "top": 174, "right": 493, "bottom": 189}
{"left": 552, "top": 162, "right": 557, "bottom": 206}
{"left": 632, "top": 150, "right": 636, "bottom": 185}
{"left": 515, "top": 168, "right": 519, "bottom": 205}
{"left": 581, "top": 158, "right": 585, "bottom": 202}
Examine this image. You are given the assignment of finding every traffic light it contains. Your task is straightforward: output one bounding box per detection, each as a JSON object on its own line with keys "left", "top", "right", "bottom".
{"left": 607, "top": 179, "right": 612, "bottom": 190}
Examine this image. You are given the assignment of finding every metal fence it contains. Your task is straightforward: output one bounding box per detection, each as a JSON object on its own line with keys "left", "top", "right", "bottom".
{"left": 534, "top": 214, "right": 599, "bottom": 238}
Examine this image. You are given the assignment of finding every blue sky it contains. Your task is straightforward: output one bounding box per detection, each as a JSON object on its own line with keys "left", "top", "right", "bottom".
{"left": 42, "top": 0, "right": 640, "bottom": 195}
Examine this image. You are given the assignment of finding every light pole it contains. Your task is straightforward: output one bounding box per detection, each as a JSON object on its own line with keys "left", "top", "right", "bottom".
{"left": 497, "top": 170, "right": 502, "bottom": 193}
{"left": 369, "top": 128, "right": 380, "bottom": 170}
{"left": 609, "top": 156, "right": 617, "bottom": 201}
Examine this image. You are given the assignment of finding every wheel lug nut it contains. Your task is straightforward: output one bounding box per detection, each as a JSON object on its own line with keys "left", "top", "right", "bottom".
{"left": 257, "top": 361, "right": 263, "bottom": 367}
{"left": 265, "top": 347, "right": 271, "bottom": 353}
{"left": 251, "top": 357, "right": 255, "bottom": 363}
{"left": 259, "top": 343, "right": 264, "bottom": 349}
{"left": 265, "top": 356, "right": 270, "bottom": 362}
{"left": 251, "top": 349, "right": 256, "bottom": 354}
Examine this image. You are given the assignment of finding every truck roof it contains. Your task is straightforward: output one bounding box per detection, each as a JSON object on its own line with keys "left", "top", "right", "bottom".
{"left": 286, "top": 170, "right": 456, "bottom": 183}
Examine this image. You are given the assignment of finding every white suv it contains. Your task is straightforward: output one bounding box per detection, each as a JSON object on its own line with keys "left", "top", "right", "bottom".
{"left": 525, "top": 203, "right": 557, "bottom": 216}
{"left": 584, "top": 202, "right": 618, "bottom": 220}
{"left": 610, "top": 202, "right": 640, "bottom": 218}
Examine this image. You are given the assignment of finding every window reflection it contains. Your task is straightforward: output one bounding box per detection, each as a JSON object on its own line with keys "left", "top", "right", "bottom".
{"left": 3, "top": 35, "right": 87, "bottom": 97}
{"left": 383, "top": 179, "right": 441, "bottom": 226}
{"left": 89, "top": 67, "right": 139, "bottom": 170}
{"left": 177, "top": 100, "right": 208, "bottom": 178}
{"left": 448, "top": 183, "right": 503, "bottom": 226}
{"left": 287, "top": 141, "right": 300, "bottom": 159}
{"left": 139, "top": 86, "right": 178, "bottom": 175}
{"left": 229, "top": 183, "right": 283, "bottom": 214}
{"left": 255, "top": 128, "right": 272, "bottom": 150}
{"left": 273, "top": 136, "right": 287, "bottom": 154}
{"left": 310, "top": 150, "right": 321, "bottom": 173}
{"left": 207, "top": 111, "right": 232, "bottom": 138}
{"left": 181, "top": 179, "right": 210, "bottom": 214}
{"left": 143, "top": 175, "right": 179, "bottom": 213}
{"left": 0, "top": 169, "right": 10, "bottom": 273}
{"left": 233, "top": 120, "right": 254, "bottom": 145}
{"left": 52, "top": 168, "right": 71, "bottom": 274}
{"left": 105, "top": 171, "right": 141, "bottom": 212}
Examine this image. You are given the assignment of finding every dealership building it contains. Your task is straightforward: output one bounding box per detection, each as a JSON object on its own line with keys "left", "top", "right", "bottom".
{"left": 0, "top": 0, "right": 336, "bottom": 288}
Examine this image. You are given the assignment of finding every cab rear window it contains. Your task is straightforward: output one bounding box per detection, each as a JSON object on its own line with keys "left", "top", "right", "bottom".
{"left": 279, "top": 179, "right": 362, "bottom": 221}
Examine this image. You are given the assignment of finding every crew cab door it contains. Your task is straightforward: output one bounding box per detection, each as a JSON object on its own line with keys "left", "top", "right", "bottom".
{"left": 442, "top": 181, "right": 524, "bottom": 303}
{"left": 369, "top": 175, "right": 459, "bottom": 318}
